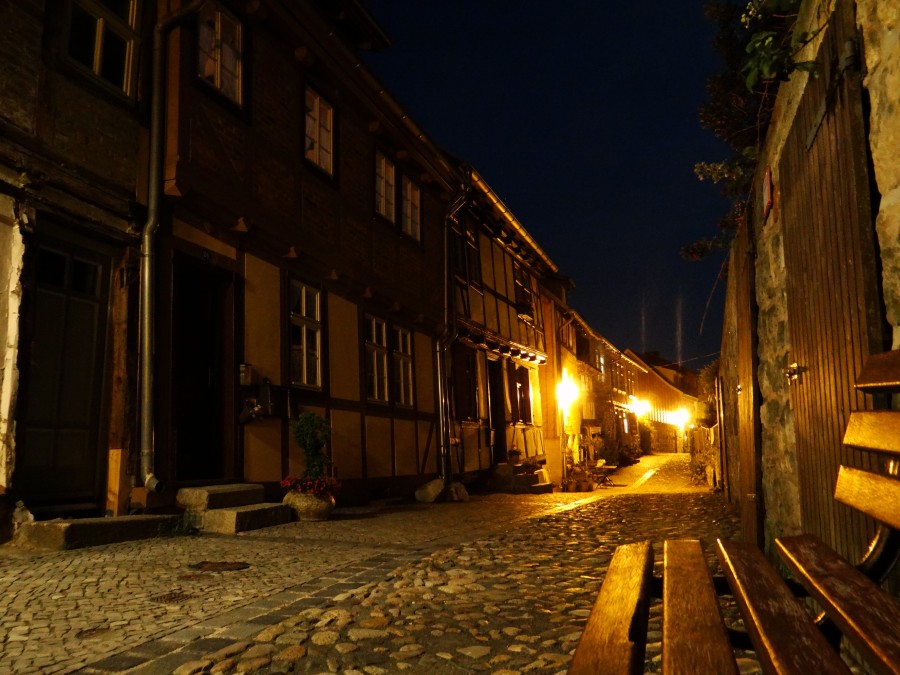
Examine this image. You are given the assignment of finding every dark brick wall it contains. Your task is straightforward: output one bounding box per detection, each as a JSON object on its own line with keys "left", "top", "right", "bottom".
{"left": 0, "top": 0, "right": 43, "bottom": 135}
{"left": 177, "top": 5, "right": 446, "bottom": 319}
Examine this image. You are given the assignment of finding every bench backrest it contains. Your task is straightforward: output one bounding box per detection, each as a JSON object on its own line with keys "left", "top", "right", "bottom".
{"left": 838, "top": 349, "right": 900, "bottom": 583}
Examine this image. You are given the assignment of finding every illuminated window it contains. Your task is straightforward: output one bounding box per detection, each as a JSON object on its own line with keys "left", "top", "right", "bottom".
{"left": 393, "top": 327, "right": 414, "bottom": 406}
{"left": 289, "top": 281, "right": 320, "bottom": 388}
{"left": 375, "top": 152, "right": 395, "bottom": 221}
{"left": 197, "top": 2, "right": 243, "bottom": 105}
{"left": 305, "top": 88, "right": 333, "bottom": 174}
{"left": 401, "top": 176, "right": 421, "bottom": 241}
{"left": 67, "top": 0, "right": 139, "bottom": 96}
{"left": 365, "top": 316, "right": 389, "bottom": 402}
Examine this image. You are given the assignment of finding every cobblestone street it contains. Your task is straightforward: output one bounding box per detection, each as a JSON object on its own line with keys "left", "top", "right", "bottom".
{"left": 0, "top": 454, "right": 743, "bottom": 674}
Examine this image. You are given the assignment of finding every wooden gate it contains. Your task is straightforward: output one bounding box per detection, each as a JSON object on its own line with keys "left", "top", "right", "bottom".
{"left": 734, "top": 219, "right": 764, "bottom": 547}
{"left": 779, "top": 0, "right": 885, "bottom": 560}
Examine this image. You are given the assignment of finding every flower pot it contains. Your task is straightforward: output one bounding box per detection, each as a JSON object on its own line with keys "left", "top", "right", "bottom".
{"left": 283, "top": 491, "right": 335, "bottom": 521}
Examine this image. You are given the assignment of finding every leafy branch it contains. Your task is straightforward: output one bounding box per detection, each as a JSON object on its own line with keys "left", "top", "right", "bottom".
{"left": 682, "top": 0, "right": 823, "bottom": 263}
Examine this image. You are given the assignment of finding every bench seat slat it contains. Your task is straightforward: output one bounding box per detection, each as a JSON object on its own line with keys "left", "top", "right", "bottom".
{"left": 776, "top": 533, "right": 900, "bottom": 674}
{"left": 854, "top": 350, "right": 900, "bottom": 393}
{"left": 568, "top": 540, "right": 654, "bottom": 675}
{"left": 663, "top": 539, "right": 738, "bottom": 674}
{"left": 843, "top": 411, "right": 900, "bottom": 455}
{"left": 834, "top": 466, "right": 900, "bottom": 530}
{"left": 716, "top": 539, "right": 852, "bottom": 674}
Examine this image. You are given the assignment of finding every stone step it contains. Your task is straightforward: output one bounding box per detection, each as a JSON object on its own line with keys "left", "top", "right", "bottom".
{"left": 177, "top": 484, "right": 269, "bottom": 530}
{"left": 176, "top": 483, "right": 265, "bottom": 513}
{"left": 529, "top": 482, "right": 554, "bottom": 495}
{"left": 202, "top": 503, "right": 293, "bottom": 534}
{"left": 13, "top": 514, "right": 182, "bottom": 551}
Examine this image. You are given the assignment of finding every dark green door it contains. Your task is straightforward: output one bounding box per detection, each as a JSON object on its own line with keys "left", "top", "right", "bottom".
{"left": 16, "top": 236, "right": 111, "bottom": 512}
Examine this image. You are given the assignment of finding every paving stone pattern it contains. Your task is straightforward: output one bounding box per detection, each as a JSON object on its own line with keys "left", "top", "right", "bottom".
{"left": 1, "top": 455, "right": 759, "bottom": 674}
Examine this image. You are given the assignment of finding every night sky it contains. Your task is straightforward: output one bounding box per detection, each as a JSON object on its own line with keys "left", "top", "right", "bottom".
{"left": 361, "top": 1, "right": 733, "bottom": 369}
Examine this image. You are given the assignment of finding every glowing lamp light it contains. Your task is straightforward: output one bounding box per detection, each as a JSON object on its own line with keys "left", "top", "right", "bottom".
{"left": 628, "top": 397, "right": 651, "bottom": 418}
{"left": 556, "top": 369, "right": 579, "bottom": 410}
{"left": 672, "top": 408, "right": 690, "bottom": 429}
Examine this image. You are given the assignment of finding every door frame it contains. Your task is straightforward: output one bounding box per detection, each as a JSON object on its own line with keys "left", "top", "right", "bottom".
{"left": 14, "top": 219, "right": 118, "bottom": 514}
{"left": 157, "top": 233, "right": 240, "bottom": 486}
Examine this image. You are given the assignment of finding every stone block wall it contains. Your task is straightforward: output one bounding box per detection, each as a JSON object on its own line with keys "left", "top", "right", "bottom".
{"left": 858, "top": 0, "right": 900, "bottom": 345}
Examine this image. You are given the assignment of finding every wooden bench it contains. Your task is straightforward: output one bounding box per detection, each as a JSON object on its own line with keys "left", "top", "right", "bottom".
{"left": 568, "top": 350, "right": 900, "bottom": 674}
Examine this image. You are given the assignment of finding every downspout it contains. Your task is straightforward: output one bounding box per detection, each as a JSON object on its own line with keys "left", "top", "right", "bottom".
{"left": 436, "top": 179, "right": 469, "bottom": 489}
{"left": 139, "top": 0, "right": 205, "bottom": 492}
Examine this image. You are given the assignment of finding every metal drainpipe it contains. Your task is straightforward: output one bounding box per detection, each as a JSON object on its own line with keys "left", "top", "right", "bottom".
{"left": 139, "top": 0, "right": 205, "bottom": 492}
{"left": 436, "top": 181, "right": 469, "bottom": 489}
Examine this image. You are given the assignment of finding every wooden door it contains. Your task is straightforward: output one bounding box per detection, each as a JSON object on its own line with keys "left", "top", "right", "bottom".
{"left": 15, "top": 231, "right": 111, "bottom": 512}
{"left": 733, "top": 220, "right": 764, "bottom": 546}
{"left": 779, "top": 0, "right": 885, "bottom": 559}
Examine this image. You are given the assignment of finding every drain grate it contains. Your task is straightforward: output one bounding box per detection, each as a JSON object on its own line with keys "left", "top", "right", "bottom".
{"left": 188, "top": 560, "right": 250, "bottom": 572}
{"left": 151, "top": 591, "right": 195, "bottom": 604}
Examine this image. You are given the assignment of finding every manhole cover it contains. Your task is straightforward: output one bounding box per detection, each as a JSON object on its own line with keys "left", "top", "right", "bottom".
{"left": 188, "top": 560, "right": 250, "bottom": 572}
{"left": 151, "top": 591, "right": 195, "bottom": 604}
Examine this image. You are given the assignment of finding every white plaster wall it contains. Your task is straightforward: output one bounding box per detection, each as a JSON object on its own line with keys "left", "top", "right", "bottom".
{"left": 0, "top": 197, "right": 24, "bottom": 489}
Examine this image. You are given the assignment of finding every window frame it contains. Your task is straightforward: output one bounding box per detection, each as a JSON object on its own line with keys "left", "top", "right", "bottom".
{"left": 305, "top": 87, "right": 334, "bottom": 175}
{"left": 196, "top": 1, "right": 244, "bottom": 107}
{"left": 375, "top": 151, "right": 396, "bottom": 222}
{"left": 392, "top": 326, "right": 414, "bottom": 407}
{"left": 65, "top": 0, "right": 140, "bottom": 98}
{"left": 365, "top": 315, "right": 389, "bottom": 403}
{"left": 400, "top": 175, "right": 422, "bottom": 241}
{"left": 288, "top": 280, "right": 322, "bottom": 389}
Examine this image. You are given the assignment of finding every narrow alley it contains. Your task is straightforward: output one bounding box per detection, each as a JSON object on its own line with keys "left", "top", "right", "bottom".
{"left": 1, "top": 454, "right": 742, "bottom": 674}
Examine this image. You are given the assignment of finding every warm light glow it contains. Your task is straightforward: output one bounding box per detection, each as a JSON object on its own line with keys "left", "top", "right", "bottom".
{"left": 556, "top": 368, "right": 579, "bottom": 410}
{"left": 628, "top": 396, "right": 650, "bottom": 418}
{"left": 672, "top": 408, "right": 690, "bottom": 429}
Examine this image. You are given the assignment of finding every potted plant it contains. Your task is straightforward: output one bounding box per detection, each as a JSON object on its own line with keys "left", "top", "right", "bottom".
{"left": 281, "top": 411, "right": 340, "bottom": 521}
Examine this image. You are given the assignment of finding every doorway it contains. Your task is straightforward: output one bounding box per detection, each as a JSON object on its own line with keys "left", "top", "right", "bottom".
{"left": 168, "top": 251, "right": 236, "bottom": 481}
{"left": 488, "top": 359, "right": 507, "bottom": 464}
{"left": 15, "top": 231, "right": 112, "bottom": 513}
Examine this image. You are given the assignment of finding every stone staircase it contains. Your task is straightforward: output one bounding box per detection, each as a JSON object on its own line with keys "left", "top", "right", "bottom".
{"left": 9, "top": 483, "right": 292, "bottom": 550}
{"left": 176, "top": 483, "right": 292, "bottom": 534}
{"left": 488, "top": 464, "right": 554, "bottom": 494}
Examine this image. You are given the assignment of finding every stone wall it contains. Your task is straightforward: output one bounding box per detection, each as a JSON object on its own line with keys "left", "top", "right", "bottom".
{"left": 743, "top": 0, "right": 900, "bottom": 550}
{"left": 746, "top": 0, "right": 834, "bottom": 548}
{"left": 858, "top": 0, "right": 900, "bottom": 345}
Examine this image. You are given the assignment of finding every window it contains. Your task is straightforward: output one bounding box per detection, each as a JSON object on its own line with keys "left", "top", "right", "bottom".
{"left": 289, "top": 281, "right": 321, "bottom": 388}
{"left": 375, "top": 152, "right": 395, "bottom": 221}
{"left": 305, "top": 88, "right": 333, "bottom": 174}
{"left": 197, "top": 2, "right": 243, "bottom": 105}
{"left": 393, "top": 327, "right": 414, "bottom": 406}
{"left": 452, "top": 225, "right": 482, "bottom": 287}
{"left": 365, "top": 316, "right": 389, "bottom": 402}
{"left": 401, "top": 176, "right": 421, "bottom": 241}
{"left": 513, "top": 263, "right": 536, "bottom": 322}
{"left": 451, "top": 343, "right": 479, "bottom": 420}
{"left": 67, "top": 0, "right": 139, "bottom": 96}
{"left": 509, "top": 364, "right": 533, "bottom": 424}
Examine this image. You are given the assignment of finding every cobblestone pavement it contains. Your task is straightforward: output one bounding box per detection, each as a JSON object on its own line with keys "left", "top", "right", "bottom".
{"left": 0, "top": 454, "right": 743, "bottom": 675}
